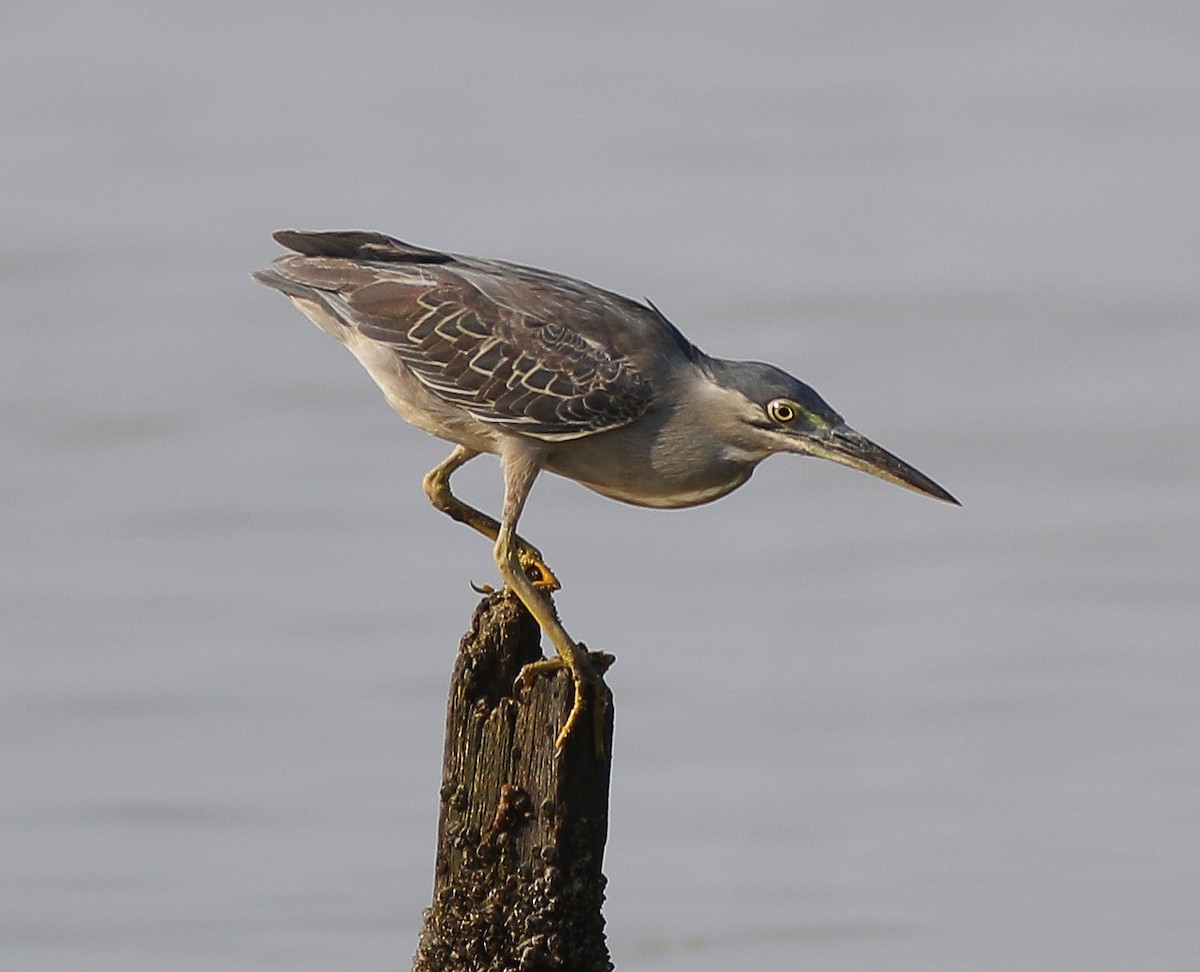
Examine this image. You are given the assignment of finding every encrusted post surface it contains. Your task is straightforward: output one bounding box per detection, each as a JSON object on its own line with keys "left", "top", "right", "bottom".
{"left": 413, "top": 590, "right": 614, "bottom": 972}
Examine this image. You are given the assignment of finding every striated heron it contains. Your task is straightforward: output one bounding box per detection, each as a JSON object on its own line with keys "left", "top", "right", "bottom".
{"left": 254, "top": 230, "right": 958, "bottom": 752}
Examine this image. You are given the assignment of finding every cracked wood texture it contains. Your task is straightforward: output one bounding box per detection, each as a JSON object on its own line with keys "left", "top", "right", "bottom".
{"left": 413, "top": 590, "right": 615, "bottom": 972}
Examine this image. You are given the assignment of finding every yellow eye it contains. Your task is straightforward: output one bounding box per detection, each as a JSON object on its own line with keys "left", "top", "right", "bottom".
{"left": 767, "top": 399, "right": 798, "bottom": 424}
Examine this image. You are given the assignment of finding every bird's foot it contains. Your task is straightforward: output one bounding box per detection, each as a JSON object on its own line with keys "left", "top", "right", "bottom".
{"left": 517, "top": 542, "right": 560, "bottom": 591}
{"left": 471, "top": 545, "right": 557, "bottom": 595}
{"left": 516, "top": 650, "right": 612, "bottom": 757}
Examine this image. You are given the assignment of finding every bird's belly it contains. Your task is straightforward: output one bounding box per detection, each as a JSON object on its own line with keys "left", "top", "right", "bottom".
{"left": 575, "top": 476, "right": 751, "bottom": 509}
{"left": 543, "top": 434, "right": 755, "bottom": 510}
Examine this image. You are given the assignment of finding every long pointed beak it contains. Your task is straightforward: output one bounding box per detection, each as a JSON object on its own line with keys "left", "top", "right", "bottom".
{"left": 803, "top": 425, "right": 960, "bottom": 505}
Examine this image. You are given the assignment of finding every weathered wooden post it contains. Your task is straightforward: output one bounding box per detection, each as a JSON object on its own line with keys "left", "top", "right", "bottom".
{"left": 412, "top": 590, "right": 615, "bottom": 972}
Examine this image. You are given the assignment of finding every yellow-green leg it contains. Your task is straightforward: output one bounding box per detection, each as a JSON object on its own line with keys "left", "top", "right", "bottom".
{"left": 423, "top": 445, "right": 560, "bottom": 591}
{"left": 495, "top": 447, "right": 609, "bottom": 756}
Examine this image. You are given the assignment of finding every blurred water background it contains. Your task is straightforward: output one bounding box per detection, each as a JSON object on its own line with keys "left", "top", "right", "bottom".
{"left": 3, "top": 3, "right": 1198, "bottom": 969}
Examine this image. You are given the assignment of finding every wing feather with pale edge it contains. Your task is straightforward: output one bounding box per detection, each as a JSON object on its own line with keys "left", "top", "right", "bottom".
{"left": 266, "top": 232, "right": 654, "bottom": 441}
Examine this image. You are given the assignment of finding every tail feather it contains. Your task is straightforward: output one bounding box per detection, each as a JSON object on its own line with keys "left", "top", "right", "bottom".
{"left": 250, "top": 265, "right": 313, "bottom": 299}
{"left": 271, "top": 229, "right": 452, "bottom": 265}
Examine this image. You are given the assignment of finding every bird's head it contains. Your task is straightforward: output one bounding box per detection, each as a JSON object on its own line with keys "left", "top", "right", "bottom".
{"left": 706, "top": 359, "right": 959, "bottom": 505}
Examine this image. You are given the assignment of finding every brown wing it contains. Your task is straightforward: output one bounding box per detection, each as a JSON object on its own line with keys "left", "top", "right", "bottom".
{"left": 259, "top": 231, "right": 654, "bottom": 441}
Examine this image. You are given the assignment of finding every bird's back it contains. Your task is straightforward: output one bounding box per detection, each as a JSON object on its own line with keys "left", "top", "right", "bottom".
{"left": 253, "top": 230, "right": 701, "bottom": 441}
{"left": 256, "top": 230, "right": 697, "bottom": 364}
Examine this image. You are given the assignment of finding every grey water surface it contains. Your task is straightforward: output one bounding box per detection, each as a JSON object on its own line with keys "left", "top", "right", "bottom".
{"left": 3, "top": 3, "right": 1198, "bottom": 970}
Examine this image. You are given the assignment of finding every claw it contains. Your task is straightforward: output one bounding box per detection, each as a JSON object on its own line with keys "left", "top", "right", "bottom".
{"left": 558, "top": 674, "right": 610, "bottom": 756}
{"left": 517, "top": 545, "right": 560, "bottom": 592}
{"left": 514, "top": 657, "right": 550, "bottom": 695}
{"left": 515, "top": 654, "right": 610, "bottom": 758}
